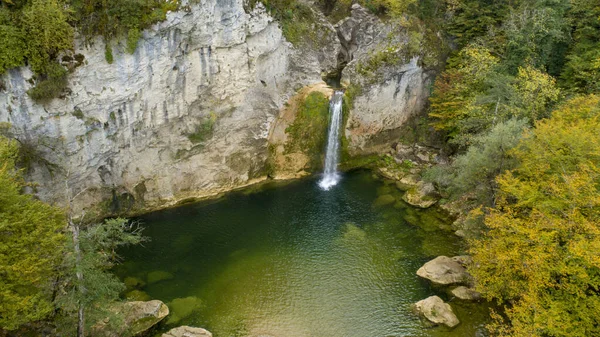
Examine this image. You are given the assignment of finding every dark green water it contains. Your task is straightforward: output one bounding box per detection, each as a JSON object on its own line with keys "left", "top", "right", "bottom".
{"left": 116, "top": 171, "right": 489, "bottom": 337}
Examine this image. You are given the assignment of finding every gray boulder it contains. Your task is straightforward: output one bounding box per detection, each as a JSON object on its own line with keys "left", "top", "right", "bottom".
{"left": 125, "top": 300, "right": 170, "bottom": 335}
{"left": 451, "top": 286, "right": 482, "bottom": 301}
{"left": 162, "top": 326, "right": 213, "bottom": 337}
{"left": 93, "top": 300, "right": 169, "bottom": 336}
{"left": 413, "top": 295, "right": 460, "bottom": 328}
{"left": 417, "top": 256, "right": 472, "bottom": 286}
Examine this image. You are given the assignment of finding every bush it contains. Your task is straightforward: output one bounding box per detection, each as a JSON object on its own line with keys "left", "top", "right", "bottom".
{"left": 27, "top": 62, "right": 69, "bottom": 103}
{"left": 126, "top": 28, "right": 141, "bottom": 54}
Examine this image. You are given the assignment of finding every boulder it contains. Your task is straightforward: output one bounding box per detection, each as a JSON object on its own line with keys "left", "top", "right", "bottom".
{"left": 403, "top": 181, "right": 439, "bottom": 208}
{"left": 451, "top": 286, "right": 482, "bottom": 301}
{"left": 395, "top": 174, "right": 420, "bottom": 191}
{"left": 162, "top": 326, "right": 213, "bottom": 337}
{"left": 417, "top": 256, "right": 472, "bottom": 286}
{"left": 413, "top": 296, "right": 460, "bottom": 328}
{"left": 93, "top": 300, "right": 169, "bottom": 336}
{"left": 125, "top": 300, "right": 170, "bottom": 335}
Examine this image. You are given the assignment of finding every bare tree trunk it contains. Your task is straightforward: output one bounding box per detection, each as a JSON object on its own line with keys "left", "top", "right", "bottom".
{"left": 66, "top": 176, "right": 88, "bottom": 337}
{"left": 71, "top": 220, "right": 85, "bottom": 337}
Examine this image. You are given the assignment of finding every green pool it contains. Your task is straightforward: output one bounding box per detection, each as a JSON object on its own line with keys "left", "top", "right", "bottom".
{"left": 116, "top": 171, "right": 489, "bottom": 336}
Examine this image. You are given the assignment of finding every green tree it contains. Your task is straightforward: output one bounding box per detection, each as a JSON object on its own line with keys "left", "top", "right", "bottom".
{"left": 55, "top": 218, "right": 145, "bottom": 336}
{"left": 0, "top": 136, "right": 66, "bottom": 330}
{"left": 22, "top": 0, "right": 73, "bottom": 74}
{"left": 425, "top": 118, "right": 527, "bottom": 214}
{"left": 561, "top": 0, "right": 600, "bottom": 93}
{"left": 500, "top": 2, "right": 570, "bottom": 74}
{"left": 469, "top": 95, "right": 600, "bottom": 337}
{"left": 0, "top": 8, "right": 26, "bottom": 74}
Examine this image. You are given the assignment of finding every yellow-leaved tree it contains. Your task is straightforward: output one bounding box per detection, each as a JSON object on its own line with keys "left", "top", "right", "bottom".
{"left": 469, "top": 95, "right": 600, "bottom": 336}
{"left": 0, "top": 136, "right": 66, "bottom": 330}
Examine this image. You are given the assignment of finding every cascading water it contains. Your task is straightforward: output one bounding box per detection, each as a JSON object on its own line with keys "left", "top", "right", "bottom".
{"left": 318, "top": 90, "right": 344, "bottom": 190}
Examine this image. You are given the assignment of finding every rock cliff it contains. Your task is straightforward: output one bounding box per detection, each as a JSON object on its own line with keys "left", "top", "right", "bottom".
{"left": 0, "top": 0, "right": 437, "bottom": 216}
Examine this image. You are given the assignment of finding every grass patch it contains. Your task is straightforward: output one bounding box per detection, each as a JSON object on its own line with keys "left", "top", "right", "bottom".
{"left": 187, "top": 113, "right": 217, "bottom": 144}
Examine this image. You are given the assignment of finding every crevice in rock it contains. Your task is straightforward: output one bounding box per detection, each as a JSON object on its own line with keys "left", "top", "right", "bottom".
{"left": 323, "top": 5, "right": 362, "bottom": 88}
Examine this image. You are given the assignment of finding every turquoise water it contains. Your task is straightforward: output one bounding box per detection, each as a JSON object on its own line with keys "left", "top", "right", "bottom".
{"left": 116, "top": 171, "right": 489, "bottom": 336}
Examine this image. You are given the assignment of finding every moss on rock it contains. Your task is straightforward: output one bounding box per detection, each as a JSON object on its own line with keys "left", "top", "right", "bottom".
{"left": 284, "top": 91, "right": 330, "bottom": 171}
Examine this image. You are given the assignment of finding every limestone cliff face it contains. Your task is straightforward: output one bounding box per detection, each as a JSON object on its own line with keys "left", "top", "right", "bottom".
{"left": 0, "top": 1, "right": 435, "bottom": 216}
{"left": 338, "top": 5, "right": 435, "bottom": 156}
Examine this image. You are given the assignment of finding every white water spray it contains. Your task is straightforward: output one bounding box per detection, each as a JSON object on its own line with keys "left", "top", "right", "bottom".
{"left": 318, "top": 90, "right": 344, "bottom": 190}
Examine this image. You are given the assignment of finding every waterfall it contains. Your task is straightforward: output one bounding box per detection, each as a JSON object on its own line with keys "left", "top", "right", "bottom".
{"left": 318, "top": 90, "right": 344, "bottom": 190}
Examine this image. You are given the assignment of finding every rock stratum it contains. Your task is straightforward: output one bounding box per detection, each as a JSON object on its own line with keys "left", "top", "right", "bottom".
{"left": 0, "top": 0, "right": 436, "bottom": 216}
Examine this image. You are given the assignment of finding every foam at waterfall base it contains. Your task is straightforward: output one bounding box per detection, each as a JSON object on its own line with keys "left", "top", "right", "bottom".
{"left": 318, "top": 173, "right": 340, "bottom": 190}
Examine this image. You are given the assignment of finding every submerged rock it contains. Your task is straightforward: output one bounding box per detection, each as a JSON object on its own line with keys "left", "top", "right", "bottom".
{"left": 413, "top": 295, "right": 460, "bottom": 328}
{"left": 162, "top": 326, "right": 213, "bottom": 337}
{"left": 402, "top": 181, "right": 439, "bottom": 208}
{"left": 451, "top": 286, "right": 482, "bottom": 301}
{"left": 147, "top": 270, "right": 174, "bottom": 284}
{"left": 416, "top": 256, "right": 472, "bottom": 286}
{"left": 124, "top": 276, "right": 146, "bottom": 290}
{"left": 166, "top": 296, "right": 204, "bottom": 325}
{"left": 125, "top": 290, "right": 151, "bottom": 302}
{"left": 372, "top": 194, "right": 396, "bottom": 208}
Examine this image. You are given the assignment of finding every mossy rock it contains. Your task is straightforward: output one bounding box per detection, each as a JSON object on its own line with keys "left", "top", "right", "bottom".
{"left": 124, "top": 276, "right": 146, "bottom": 290}
{"left": 147, "top": 270, "right": 174, "bottom": 285}
{"left": 372, "top": 194, "right": 396, "bottom": 208}
{"left": 125, "top": 290, "right": 152, "bottom": 301}
{"left": 402, "top": 213, "right": 420, "bottom": 226}
{"left": 166, "top": 296, "right": 204, "bottom": 325}
{"left": 376, "top": 185, "right": 393, "bottom": 196}
{"left": 393, "top": 200, "right": 409, "bottom": 209}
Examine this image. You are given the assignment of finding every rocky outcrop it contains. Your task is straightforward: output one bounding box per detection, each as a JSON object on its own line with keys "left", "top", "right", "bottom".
{"left": 0, "top": 1, "right": 437, "bottom": 216}
{"left": 403, "top": 181, "right": 439, "bottom": 208}
{"left": 413, "top": 296, "right": 460, "bottom": 328}
{"left": 416, "top": 256, "right": 473, "bottom": 286}
{"left": 338, "top": 5, "right": 436, "bottom": 156}
{"left": 163, "top": 326, "right": 212, "bottom": 337}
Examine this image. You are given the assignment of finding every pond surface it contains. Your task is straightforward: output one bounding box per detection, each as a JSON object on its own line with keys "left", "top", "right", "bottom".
{"left": 116, "top": 171, "right": 489, "bottom": 337}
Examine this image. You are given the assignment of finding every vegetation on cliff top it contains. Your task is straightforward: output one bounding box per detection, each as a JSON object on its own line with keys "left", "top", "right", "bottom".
{"left": 0, "top": 0, "right": 177, "bottom": 101}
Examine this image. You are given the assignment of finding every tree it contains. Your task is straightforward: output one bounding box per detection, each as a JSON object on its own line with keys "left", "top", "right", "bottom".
{"left": 55, "top": 218, "right": 145, "bottom": 336}
{"left": 0, "top": 136, "right": 66, "bottom": 330}
{"left": 0, "top": 8, "right": 26, "bottom": 74}
{"left": 22, "top": 0, "right": 73, "bottom": 74}
{"left": 469, "top": 95, "right": 600, "bottom": 337}
{"left": 561, "top": 0, "right": 600, "bottom": 93}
